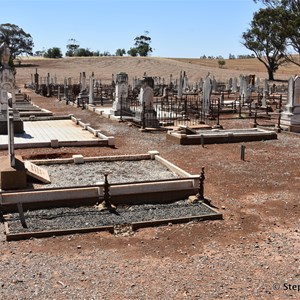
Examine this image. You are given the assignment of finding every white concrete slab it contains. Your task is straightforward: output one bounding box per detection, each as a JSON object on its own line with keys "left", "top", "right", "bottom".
{"left": 0, "top": 119, "right": 110, "bottom": 149}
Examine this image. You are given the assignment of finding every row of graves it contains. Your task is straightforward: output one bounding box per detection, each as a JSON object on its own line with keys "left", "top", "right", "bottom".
{"left": 27, "top": 67, "right": 297, "bottom": 133}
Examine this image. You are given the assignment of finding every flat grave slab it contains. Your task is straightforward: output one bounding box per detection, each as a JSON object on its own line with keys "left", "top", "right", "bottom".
{"left": 14, "top": 101, "right": 53, "bottom": 117}
{"left": 167, "top": 128, "right": 278, "bottom": 145}
{"left": 0, "top": 119, "right": 111, "bottom": 149}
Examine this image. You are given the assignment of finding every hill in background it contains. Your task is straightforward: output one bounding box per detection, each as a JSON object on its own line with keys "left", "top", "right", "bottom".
{"left": 15, "top": 56, "right": 299, "bottom": 86}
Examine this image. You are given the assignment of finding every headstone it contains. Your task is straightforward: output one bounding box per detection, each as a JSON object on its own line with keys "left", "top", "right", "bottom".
{"left": 198, "top": 78, "right": 204, "bottom": 91}
{"left": 89, "top": 74, "right": 94, "bottom": 104}
{"left": 202, "top": 74, "right": 212, "bottom": 116}
{"left": 77, "top": 72, "right": 89, "bottom": 106}
{"left": 281, "top": 76, "right": 300, "bottom": 131}
{"left": 239, "top": 75, "right": 245, "bottom": 97}
{"left": 178, "top": 125, "right": 197, "bottom": 135}
{"left": 46, "top": 73, "right": 50, "bottom": 96}
{"left": 263, "top": 79, "right": 269, "bottom": 94}
{"left": 163, "top": 86, "right": 168, "bottom": 98}
{"left": 261, "top": 78, "right": 269, "bottom": 106}
{"left": 34, "top": 68, "right": 39, "bottom": 93}
{"left": 177, "top": 71, "right": 183, "bottom": 99}
{"left": 255, "top": 77, "right": 260, "bottom": 93}
{"left": 63, "top": 77, "right": 68, "bottom": 101}
{"left": 0, "top": 42, "right": 24, "bottom": 134}
{"left": 24, "top": 161, "right": 51, "bottom": 183}
{"left": 211, "top": 76, "right": 217, "bottom": 93}
{"left": 182, "top": 72, "right": 188, "bottom": 92}
{"left": 110, "top": 72, "right": 130, "bottom": 116}
{"left": 232, "top": 77, "right": 238, "bottom": 93}
{"left": 134, "top": 76, "right": 159, "bottom": 128}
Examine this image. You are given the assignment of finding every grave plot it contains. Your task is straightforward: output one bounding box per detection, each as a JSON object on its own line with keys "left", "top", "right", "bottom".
{"left": 0, "top": 115, "right": 114, "bottom": 149}
{"left": 15, "top": 92, "right": 53, "bottom": 118}
{"left": 3, "top": 201, "right": 221, "bottom": 241}
{"left": 166, "top": 126, "right": 278, "bottom": 145}
{"left": 0, "top": 151, "right": 222, "bottom": 240}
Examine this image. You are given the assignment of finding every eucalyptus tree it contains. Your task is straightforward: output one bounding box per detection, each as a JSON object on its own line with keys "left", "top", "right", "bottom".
{"left": 0, "top": 23, "right": 33, "bottom": 58}
{"left": 242, "top": 7, "right": 287, "bottom": 80}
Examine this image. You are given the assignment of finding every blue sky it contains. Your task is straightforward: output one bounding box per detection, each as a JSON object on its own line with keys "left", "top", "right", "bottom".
{"left": 1, "top": 0, "right": 263, "bottom": 58}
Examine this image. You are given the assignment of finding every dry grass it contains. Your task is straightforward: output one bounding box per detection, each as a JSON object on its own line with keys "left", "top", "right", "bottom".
{"left": 171, "top": 57, "right": 300, "bottom": 78}
{"left": 15, "top": 55, "right": 299, "bottom": 87}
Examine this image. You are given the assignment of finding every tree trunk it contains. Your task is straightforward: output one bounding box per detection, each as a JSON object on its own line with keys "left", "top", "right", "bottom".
{"left": 267, "top": 68, "right": 274, "bottom": 81}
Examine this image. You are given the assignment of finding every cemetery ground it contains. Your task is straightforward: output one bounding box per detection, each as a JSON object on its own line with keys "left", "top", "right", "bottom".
{"left": 0, "top": 57, "right": 299, "bottom": 299}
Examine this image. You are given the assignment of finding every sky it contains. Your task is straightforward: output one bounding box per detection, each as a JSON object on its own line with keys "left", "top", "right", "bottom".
{"left": 1, "top": 0, "right": 263, "bottom": 58}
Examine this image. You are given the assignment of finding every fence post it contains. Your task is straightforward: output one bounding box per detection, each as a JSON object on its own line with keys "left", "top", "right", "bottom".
{"left": 241, "top": 144, "right": 246, "bottom": 161}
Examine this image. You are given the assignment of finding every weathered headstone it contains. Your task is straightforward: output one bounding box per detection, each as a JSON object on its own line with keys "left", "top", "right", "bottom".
{"left": 0, "top": 42, "right": 24, "bottom": 134}
{"left": 24, "top": 161, "right": 50, "bottom": 183}
{"left": 178, "top": 125, "right": 197, "bottom": 135}
{"left": 211, "top": 76, "right": 217, "bottom": 93}
{"left": 255, "top": 77, "right": 260, "bottom": 93}
{"left": 202, "top": 74, "right": 212, "bottom": 116}
{"left": 182, "top": 72, "right": 188, "bottom": 92}
{"left": 177, "top": 71, "right": 183, "bottom": 99}
{"left": 34, "top": 68, "right": 39, "bottom": 93}
{"left": 89, "top": 74, "right": 94, "bottom": 104}
{"left": 77, "top": 72, "right": 88, "bottom": 107}
{"left": 110, "top": 72, "right": 130, "bottom": 116}
{"left": 63, "top": 77, "right": 68, "bottom": 101}
{"left": 239, "top": 75, "right": 245, "bottom": 98}
{"left": 134, "top": 76, "right": 159, "bottom": 128}
{"left": 232, "top": 77, "right": 238, "bottom": 93}
{"left": 198, "top": 78, "right": 204, "bottom": 91}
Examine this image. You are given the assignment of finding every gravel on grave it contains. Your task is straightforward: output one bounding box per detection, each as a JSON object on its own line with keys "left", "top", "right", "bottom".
{"left": 6, "top": 201, "right": 217, "bottom": 234}
{"left": 33, "top": 160, "right": 180, "bottom": 188}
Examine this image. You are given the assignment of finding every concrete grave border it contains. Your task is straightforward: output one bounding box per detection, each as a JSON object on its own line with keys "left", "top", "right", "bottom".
{"left": 0, "top": 114, "right": 115, "bottom": 149}
{"left": 0, "top": 151, "right": 224, "bottom": 241}
{"left": 3, "top": 203, "right": 222, "bottom": 241}
{"left": 167, "top": 128, "right": 278, "bottom": 145}
{"left": 0, "top": 151, "right": 200, "bottom": 212}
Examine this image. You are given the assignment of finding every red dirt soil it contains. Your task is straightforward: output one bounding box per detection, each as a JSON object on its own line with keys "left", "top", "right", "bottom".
{"left": 0, "top": 58, "right": 299, "bottom": 300}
